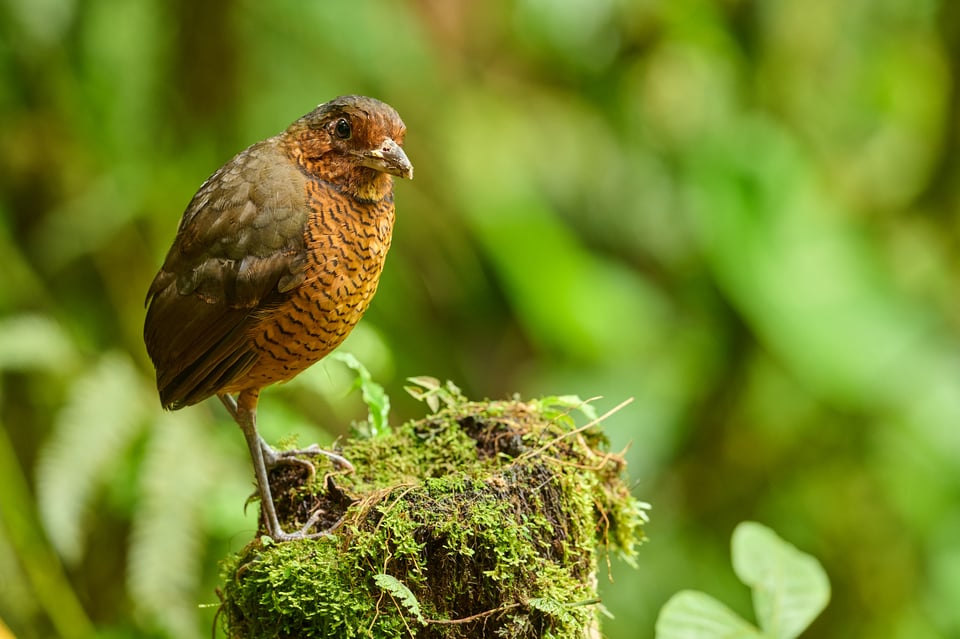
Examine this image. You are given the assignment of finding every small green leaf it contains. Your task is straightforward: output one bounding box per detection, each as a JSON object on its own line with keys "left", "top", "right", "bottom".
{"left": 533, "top": 394, "right": 600, "bottom": 423}
{"left": 331, "top": 352, "right": 390, "bottom": 437}
{"left": 404, "top": 376, "right": 466, "bottom": 413}
{"left": 656, "top": 523, "right": 830, "bottom": 639}
{"left": 406, "top": 376, "right": 440, "bottom": 392}
{"left": 596, "top": 601, "right": 615, "bottom": 620}
{"left": 732, "top": 522, "right": 830, "bottom": 639}
{"left": 655, "top": 590, "right": 763, "bottom": 639}
{"left": 553, "top": 395, "right": 599, "bottom": 421}
{"left": 374, "top": 573, "right": 426, "bottom": 625}
{"left": 527, "top": 597, "right": 576, "bottom": 625}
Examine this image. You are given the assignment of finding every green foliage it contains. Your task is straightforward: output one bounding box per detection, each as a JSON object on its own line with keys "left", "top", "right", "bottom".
{"left": 332, "top": 352, "right": 391, "bottom": 437}
{"left": 732, "top": 523, "right": 830, "bottom": 639}
{"left": 0, "top": 422, "right": 94, "bottom": 639}
{"left": 373, "top": 574, "right": 427, "bottom": 626}
{"left": 403, "top": 376, "right": 467, "bottom": 413}
{"left": 530, "top": 395, "right": 599, "bottom": 423}
{"left": 127, "top": 410, "right": 215, "bottom": 639}
{"left": 36, "top": 352, "right": 150, "bottom": 563}
{"left": 526, "top": 597, "right": 580, "bottom": 629}
{"left": 0, "top": 314, "right": 79, "bottom": 373}
{"left": 656, "top": 522, "right": 830, "bottom": 639}
{"left": 27, "top": 350, "right": 246, "bottom": 639}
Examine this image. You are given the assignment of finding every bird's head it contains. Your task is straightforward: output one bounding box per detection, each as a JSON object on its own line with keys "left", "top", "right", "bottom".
{"left": 287, "top": 95, "right": 413, "bottom": 202}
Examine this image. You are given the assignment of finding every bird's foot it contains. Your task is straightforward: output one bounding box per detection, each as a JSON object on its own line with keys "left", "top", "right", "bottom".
{"left": 260, "top": 438, "right": 355, "bottom": 480}
{"left": 264, "top": 474, "right": 353, "bottom": 541}
{"left": 268, "top": 511, "right": 348, "bottom": 542}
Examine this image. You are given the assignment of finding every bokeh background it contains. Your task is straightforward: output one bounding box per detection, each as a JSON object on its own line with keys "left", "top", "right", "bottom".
{"left": 2, "top": 0, "right": 959, "bottom": 637}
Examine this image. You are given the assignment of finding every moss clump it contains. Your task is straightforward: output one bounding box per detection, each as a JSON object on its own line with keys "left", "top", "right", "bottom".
{"left": 219, "top": 396, "right": 648, "bottom": 638}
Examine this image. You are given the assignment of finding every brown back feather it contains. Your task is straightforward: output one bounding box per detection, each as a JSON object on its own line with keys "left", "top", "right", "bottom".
{"left": 144, "top": 137, "right": 310, "bottom": 408}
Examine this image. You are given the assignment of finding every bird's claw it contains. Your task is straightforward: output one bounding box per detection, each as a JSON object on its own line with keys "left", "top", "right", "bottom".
{"left": 268, "top": 512, "right": 348, "bottom": 541}
{"left": 260, "top": 439, "right": 355, "bottom": 476}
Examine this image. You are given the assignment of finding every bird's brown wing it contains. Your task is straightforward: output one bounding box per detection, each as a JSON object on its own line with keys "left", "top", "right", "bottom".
{"left": 144, "top": 137, "right": 311, "bottom": 408}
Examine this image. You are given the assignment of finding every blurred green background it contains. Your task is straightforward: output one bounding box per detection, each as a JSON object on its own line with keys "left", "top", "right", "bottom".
{"left": 2, "top": 0, "right": 959, "bottom": 637}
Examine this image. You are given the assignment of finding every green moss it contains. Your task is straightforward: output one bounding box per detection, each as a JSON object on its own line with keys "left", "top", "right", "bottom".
{"left": 219, "top": 398, "right": 649, "bottom": 638}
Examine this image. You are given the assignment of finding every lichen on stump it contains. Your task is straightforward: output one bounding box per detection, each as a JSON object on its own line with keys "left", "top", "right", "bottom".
{"left": 218, "top": 395, "right": 649, "bottom": 638}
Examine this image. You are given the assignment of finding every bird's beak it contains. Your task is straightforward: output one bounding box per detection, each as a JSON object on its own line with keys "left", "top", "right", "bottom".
{"left": 360, "top": 138, "right": 414, "bottom": 180}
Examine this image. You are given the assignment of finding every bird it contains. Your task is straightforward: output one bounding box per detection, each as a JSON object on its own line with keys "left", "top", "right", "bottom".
{"left": 143, "top": 95, "right": 413, "bottom": 541}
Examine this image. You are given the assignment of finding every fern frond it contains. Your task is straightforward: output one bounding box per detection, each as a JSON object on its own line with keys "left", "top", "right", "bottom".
{"left": 128, "top": 409, "right": 211, "bottom": 639}
{"left": 0, "top": 314, "right": 78, "bottom": 373}
{"left": 374, "top": 573, "right": 426, "bottom": 625}
{"left": 35, "top": 352, "right": 149, "bottom": 563}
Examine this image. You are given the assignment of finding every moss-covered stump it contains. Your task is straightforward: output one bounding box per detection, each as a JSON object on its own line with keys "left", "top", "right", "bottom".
{"left": 219, "top": 397, "right": 648, "bottom": 638}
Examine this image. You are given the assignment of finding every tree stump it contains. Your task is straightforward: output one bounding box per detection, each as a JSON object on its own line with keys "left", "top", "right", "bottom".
{"left": 218, "top": 395, "right": 648, "bottom": 638}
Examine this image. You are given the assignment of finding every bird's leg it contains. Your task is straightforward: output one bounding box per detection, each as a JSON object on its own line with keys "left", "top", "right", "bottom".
{"left": 218, "top": 393, "right": 354, "bottom": 476}
{"left": 220, "top": 391, "right": 349, "bottom": 540}
{"left": 218, "top": 393, "right": 240, "bottom": 420}
{"left": 228, "top": 390, "right": 336, "bottom": 541}
{"left": 230, "top": 390, "right": 286, "bottom": 539}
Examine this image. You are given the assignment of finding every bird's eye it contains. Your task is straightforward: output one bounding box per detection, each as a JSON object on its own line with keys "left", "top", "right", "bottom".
{"left": 334, "top": 118, "right": 352, "bottom": 139}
